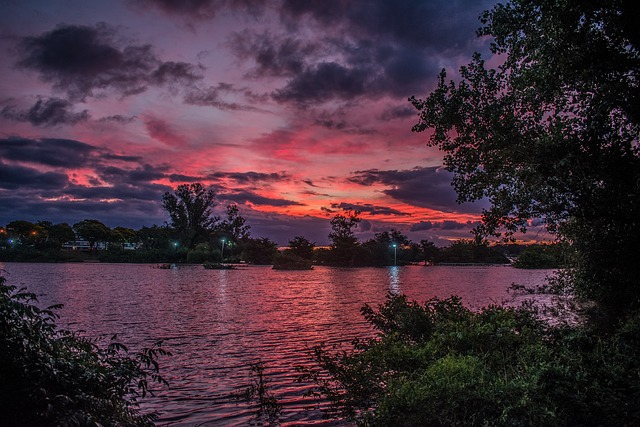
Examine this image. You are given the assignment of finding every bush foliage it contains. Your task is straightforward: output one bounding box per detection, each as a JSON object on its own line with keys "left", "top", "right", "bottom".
{"left": 272, "top": 251, "right": 313, "bottom": 270}
{"left": 0, "top": 275, "right": 169, "bottom": 427}
{"left": 302, "top": 294, "right": 640, "bottom": 426}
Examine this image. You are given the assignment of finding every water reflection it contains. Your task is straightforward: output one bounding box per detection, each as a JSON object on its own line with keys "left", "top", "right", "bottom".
{"left": 387, "top": 266, "right": 401, "bottom": 294}
{"left": 0, "top": 263, "right": 552, "bottom": 426}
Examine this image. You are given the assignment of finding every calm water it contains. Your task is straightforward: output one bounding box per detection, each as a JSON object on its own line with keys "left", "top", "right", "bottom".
{"left": 0, "top": 263, "right": 553, "bottom": 426}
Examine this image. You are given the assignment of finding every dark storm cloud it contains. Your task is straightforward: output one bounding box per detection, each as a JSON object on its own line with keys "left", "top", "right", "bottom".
{"left": 410, "top": 220, "right": 436, "bottom": 231}
{"left": 313, "top": 111, "right": 347, "bottom": 130}
{"left": 100, "top": 153, "right": 143, "bottom": 162}
{"left": 280, "top": 0, "right": 490, "bottom": 50}
{"left": 0, "top": 161, "right": 70, "bottom": 190}
{"left": 2, "top": 97, "right": 90, "bottom": 126}
{"left": 349, "top": 166, "right": 488, "bottom": 213}
{"left": 228, "top": 30, "right": 317, "bottom": 78}
{"left": 273, "top": 62, "right": 371, "bottom": 103}
{"left": 98, "top": 114, "right": 137, "bottom": 124}
{"left": 266, "top": 0, "right": 496, "bottom": 104}
{"left": 0, "top": 135, "right": 175, "bottom": 228}
{"left": 208, "top": 170, "right": 291, "bottom": 184}
{"left": 410, "top": 219, "right": 477, "bottom": 232}
{"left": 330, "top": 202, "right": 411, "bottom": 217}
{"left": 0, "top": 137, "right": 98, "bottom": 168}
{"left": 268, "top": 46, "right": 436, "bottom": 105}
{"left": 167, "top": 173, "right": 206, "bottom": 182}
{"left": 410, "top": 220, "right": 478, "bottom": 232}
{"left": 222, "top": 189, "right": 303, "bottom": 207}
{"left": 66, "top": 181, "right": 169, "bottom": 202}
{"left": 184, "top": 83, "right": 259, "bottom": 111}
{"left": 150, "top": 61, "right": 204, "bottom": 89}
{"left": 312, "top": 109, "right": 376, "bottom": 135}
{"left": 0, "top": 137, "right": 167, "bottom": 191}
{"left": 379, "top": 104, "right": 417, "bottom": 121}
{"left": 441, "top": 220, "right": 473, "bottom": 230}
{"left": 95, "top": 164, "right": 167, "bottom": 185}
{"left": 16, "top": 23, "right": 202, "bottom": 101}
{"left": 132, "top": 0, "right": 267, "bottom": 19}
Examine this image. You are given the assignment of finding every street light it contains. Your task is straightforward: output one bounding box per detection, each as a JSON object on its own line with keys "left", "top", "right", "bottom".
{"left": 221, "top": 238, "right": 226, "bottom": 262}
{"left": 173, "top": 242, "right": 178, "bottom": 253}
{"left": 392, "top": 243, "right": 397, "bottom": 266}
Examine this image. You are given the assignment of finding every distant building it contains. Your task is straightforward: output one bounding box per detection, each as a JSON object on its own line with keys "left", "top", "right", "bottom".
{"left": 62, "top": 240, "right": 107, "bottom": 251}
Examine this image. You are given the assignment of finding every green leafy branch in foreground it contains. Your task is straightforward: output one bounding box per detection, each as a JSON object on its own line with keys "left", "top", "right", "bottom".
{"left": 300, "top": 293, "right": 640, "bottom": 426}
{"left": 236, "top": 361, "right": 282, "bottom": 425}
{"left": 0, "top": 275, "right": 171, "bottom": 427}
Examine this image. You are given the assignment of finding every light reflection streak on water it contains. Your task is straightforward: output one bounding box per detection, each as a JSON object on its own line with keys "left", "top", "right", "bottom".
{"left": 0, "top": 263, "right": 553, "bottom": 426}
{"left": 387, "top": 265, "right": 401, "bottom": 294}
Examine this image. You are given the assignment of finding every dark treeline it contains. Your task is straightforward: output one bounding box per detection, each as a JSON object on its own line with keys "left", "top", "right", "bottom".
{"left": 0, "top": 187, "right": 564, "bottom": 268}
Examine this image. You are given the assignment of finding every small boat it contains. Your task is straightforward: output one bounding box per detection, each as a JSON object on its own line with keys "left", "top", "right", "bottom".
{"left": 203, "top": 263, "right": 237, "bottom": 270}
{"left": 155, "top": 263, "right": 176, "bottom": 269}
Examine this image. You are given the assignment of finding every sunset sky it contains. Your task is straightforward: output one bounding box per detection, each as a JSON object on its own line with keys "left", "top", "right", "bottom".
{"left": 0, "top": 0, "right": 550, "bottom": 245}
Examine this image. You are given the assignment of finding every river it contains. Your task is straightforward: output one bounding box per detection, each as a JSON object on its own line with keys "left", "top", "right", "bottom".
{"left": 0, "top": 263, "right": 553, "bottom": 426}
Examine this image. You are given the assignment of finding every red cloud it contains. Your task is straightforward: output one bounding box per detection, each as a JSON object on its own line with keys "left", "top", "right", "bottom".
{"left": 144, "top": 116, "right": 187, "bottom": 147}
{"left": 251, "top": 127, "right": 369, "bottom": 163}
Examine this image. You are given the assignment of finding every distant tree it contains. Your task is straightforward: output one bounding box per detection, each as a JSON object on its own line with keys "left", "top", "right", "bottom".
{"left": 288, "top": 236, "right": 315, "bottom": 260}
{"left": 241, "top": 237, "right": 278, "bottom": 265}
{"left": 439, "top": 239, "right": 509, "bottom": 265}
{"left": 5, "top": 220, "right": 43, "bottom": 245}
{"left": 73, "top": 219, "right": 110, "bottom": 250}
{"left": 112, "top": 227, "right": 138, "bottom": 248}
{"left": 36, "top": 221, "right": 75, "bottom": 249}
{"left": 419, "top": 239, "right": 440, "bottom": 265}
{"left": 216, "top": 204, "right": 251, "bottom": 242}
{"left": 273, "top": 251, "right": 313, "bottom": 270}
{"left": 328, "top": 210, "right": 361, "bottom": 267}
{"left": 162, "top": 183, "right": 218, "bottom": 249}
{"left": 514, "top": 244, "right": 567, "bottom": 269}
{"left": 410, "top": 0, "right": 640, "bottom": 313}
{"left": 137, "top": 225, "right": 175, "bottom": 251}
{"left": 362, "top": 230, "right": 410, "bottom": 266}
{"left": 48, "top": 222, "right": 75, "bottom": 245}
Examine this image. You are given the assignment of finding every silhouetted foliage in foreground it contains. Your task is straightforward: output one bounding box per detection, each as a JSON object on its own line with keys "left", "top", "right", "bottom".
{"left": 0, "top": 275, "right": 170, "bottom": 427}
{"left": 301, "top": 293, "right": 640, "bottom": 426}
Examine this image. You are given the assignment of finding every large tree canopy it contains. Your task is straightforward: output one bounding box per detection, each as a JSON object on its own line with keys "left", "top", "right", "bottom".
{"left": 162, "top": 183, "right": 218, "bottom": 248}
{"left": 411, "top": 0, "right": 640, "bottom": 312}
{"left": 73, "top": 219, "right": 110, "bottom": 250}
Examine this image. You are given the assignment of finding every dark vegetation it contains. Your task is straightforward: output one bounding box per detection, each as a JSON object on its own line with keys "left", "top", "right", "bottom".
{"left": 301, "top": 294, "right": 640, "bottom": 426}
{"left": 272, "top": 251, "right": 313, "bottom": 270}
{"left": 0, "top": 275, "right": 170, "bottom": 427}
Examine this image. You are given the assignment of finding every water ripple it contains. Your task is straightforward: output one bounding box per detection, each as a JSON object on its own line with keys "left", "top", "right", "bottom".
{"left": 1, "top": 263, "right": 552, "bottom": 426}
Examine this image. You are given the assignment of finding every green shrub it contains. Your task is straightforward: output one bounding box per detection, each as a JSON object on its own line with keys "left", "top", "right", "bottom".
{"left": 514, "top": 245, "right": 565, "bottom": 269}
{"left": 302, "top": 293, "right": 640, "bottom": 426}
{"left": 0, "top": 275, "right": 170, "bottom": 427}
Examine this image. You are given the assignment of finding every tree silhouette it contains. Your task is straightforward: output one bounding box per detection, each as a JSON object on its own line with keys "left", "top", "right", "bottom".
{"left": 162, "top": 183, "right": 218, "bottom": 249}
{"left": 411, "top": 0, "right": 640, "bottom": 314}
{"left": 73, "top": 219, "right": 110, "bottom": 251}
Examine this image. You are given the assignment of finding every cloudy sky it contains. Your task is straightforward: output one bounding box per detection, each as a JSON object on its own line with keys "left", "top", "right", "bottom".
{"left": 0, "top": 0, "right": 548, "bottom": 245}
